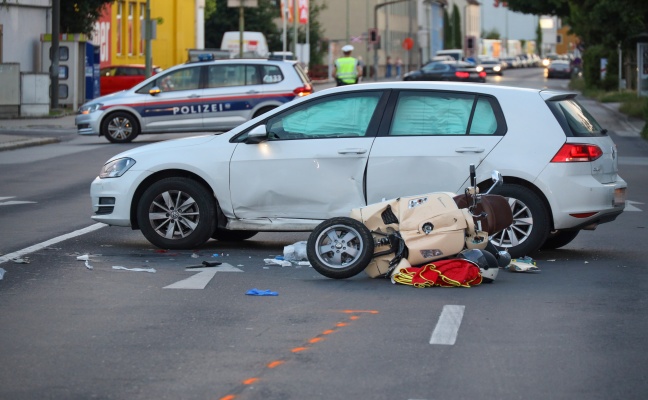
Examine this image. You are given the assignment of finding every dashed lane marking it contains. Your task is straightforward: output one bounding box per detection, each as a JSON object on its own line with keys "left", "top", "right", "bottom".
{"left": 430, "top": 305, "right": 465, "bottom": 345}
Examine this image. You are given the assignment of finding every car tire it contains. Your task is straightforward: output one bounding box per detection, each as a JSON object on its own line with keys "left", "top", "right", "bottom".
{"left": 306, "top": 217, "right": 375, "bottom": 279}
{"left": 253, "top": 106, "right": 276, "bottom": 119}
{"left": 137, "top": 177, "right": 216, "bottom": 249}
{"left": 211, "top": 228, "right": 258, "bottom": 241}
{"left": 541, "top": 230, "right": 580, "bottom": 250}
{"left": 488, "top": 184, "right": 550, "bottom": 258}
{"left": 101, "top": 111, "right": 140, "bottom": 143}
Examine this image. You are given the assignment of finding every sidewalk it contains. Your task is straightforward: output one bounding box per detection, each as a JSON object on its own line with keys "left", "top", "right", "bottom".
{"left": 0, "top": 113, "right": 77, "bottom": 151}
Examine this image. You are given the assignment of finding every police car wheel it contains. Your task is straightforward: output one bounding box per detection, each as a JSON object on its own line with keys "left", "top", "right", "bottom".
{"left": 102, "top": 111, "right": 140, "bottom": 143}
{"left": 137, "top": 177, "right": 216, "bottom": 249}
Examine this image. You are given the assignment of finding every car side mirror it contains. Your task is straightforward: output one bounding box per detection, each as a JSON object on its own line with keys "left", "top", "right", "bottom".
{"left": 246, "top": 125, "right": 268, "bottom": 144}
{"left": 149, "top": 86, "right": 161, "bottom": 96}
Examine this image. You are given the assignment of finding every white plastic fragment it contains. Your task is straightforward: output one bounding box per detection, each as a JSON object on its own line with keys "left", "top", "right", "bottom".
{"left": 0, "top": 268, "right": 6, "bottom": 280}
{"left": 263, "top": 258, "right": 292, "bottom": 267}
{"left": 283, "top": 241, "right": 308, "bottom": 261}
{"left": 11, "top": 257, "right": 30, "bottom": 264}
{"left": 85, "top": 260, "right": 93, "bottom": 270}
{"left": 76, "top": 254, "right": 89, "bottom": 261}
{"left": 298, "top": 261, "right": 311, "bottom": 266}
{"left": 112, "top": 266, "right": 156, "bottom": 273}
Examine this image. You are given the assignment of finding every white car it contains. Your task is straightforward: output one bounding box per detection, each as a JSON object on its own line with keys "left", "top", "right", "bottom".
{"left": 90, "top": 82, "right": 627, "bottom": 258}
{"left": 76, "top": 58, "right": 313, "bottom": 143}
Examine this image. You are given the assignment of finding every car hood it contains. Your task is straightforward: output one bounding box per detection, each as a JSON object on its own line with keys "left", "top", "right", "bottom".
{"left": 106, "top": 134, "right": 218, "bottom": 163}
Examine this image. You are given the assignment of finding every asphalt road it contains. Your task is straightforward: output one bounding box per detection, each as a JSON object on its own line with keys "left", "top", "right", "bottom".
{"left": 1, "top": 67, "right": 647, "bottom": 400}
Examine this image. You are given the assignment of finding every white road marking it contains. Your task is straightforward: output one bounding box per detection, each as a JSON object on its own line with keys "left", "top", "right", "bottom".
{"left": 0, "top": 223, "right": 106, "bottom": 265}
{"left": 625, "top": 200, "right": 643, "bottom": 212}
{"left": 0, "top": 196, "right": 36, "bottom": 206}
{"left": 163, "top": 263, "right": 243, "bottom": 289}
{"left": 430, "top": 305, "right": 465, "bottom": 345}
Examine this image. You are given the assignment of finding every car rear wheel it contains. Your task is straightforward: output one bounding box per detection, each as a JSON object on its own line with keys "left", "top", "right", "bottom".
{"left": 488, "top": 184, "right": 550, "bottom": 258}
{"left": 101, "top": 111, "right": 140, "bottom": 143}
{"left": 541, "top": 230, "right": 580, "bottom": 250}
{"left": 137, "top": 177, "right": 216, "bottom": 249}
{"left": 211, "top": 228, "right": 258, "bottom": 241}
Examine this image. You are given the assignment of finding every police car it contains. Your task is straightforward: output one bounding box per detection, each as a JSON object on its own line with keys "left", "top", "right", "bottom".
{"left": 76, "top": 57, "right": 313, "bottom": 143}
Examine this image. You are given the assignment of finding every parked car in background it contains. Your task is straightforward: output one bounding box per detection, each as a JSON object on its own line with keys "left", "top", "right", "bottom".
{"left": 403, "top": 61, "right": 486, "bottom": 83}
{"left": 546, "top": 60, "right": 573, "bottom": 79}
{"left": 89, "top": 81, "right": 626, "bottom": 259}
{"left": 478, "top": 58, "right": 503, "bottom": 75}
{"left": 100, "top": 64, "right": 162, "bottom": 96}
{"left": 78, "top": 58, "right": 314, "bottom": 143}
{"left": 542, "top": 53, "right": 560, "bottom": 67}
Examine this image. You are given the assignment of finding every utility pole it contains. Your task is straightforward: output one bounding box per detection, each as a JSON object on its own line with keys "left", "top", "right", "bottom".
{"left": 145, "top": 0, "right": 152, "bottom": 77}
{"left": 373, "top": 0, "right": 413, "bottom": 81}
{"left": 239, "top": 5, "right": 245, "bottom": 58}
{"left": 51, "top": 0, "right": 60, "bottom": 109}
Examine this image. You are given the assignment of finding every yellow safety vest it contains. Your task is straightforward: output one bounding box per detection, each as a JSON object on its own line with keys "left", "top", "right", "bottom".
{"left": 335, "top": 57, "right": 358, "bottom": 84}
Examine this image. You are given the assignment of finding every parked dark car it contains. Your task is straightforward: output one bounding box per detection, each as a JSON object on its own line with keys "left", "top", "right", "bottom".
{"left": 546, "top": 60, "right": 572, "bottom": 79}
{"left": 403, "top": 61, "right": 486, "bottom": 83}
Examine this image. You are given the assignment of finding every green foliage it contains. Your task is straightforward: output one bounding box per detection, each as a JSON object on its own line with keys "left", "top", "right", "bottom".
{"left": 443, "top": 9, "right": 452, "bottom": 49}
{"left": 452, "top": 4, "right": 462, "bottom": 49}
{"left": 483, "top": 28, "right": 500, "bottom": 40}
{"left": 205, "top": 0, "right": 327, "bottom": 66}
{"left": 582, "top": 45, "right": 618, "bottom": 91}
{"left": 535, "top": 21, "right": 542, "bottom": 54}
{"left": 505, "top": 0, "right": 570, "bottom": 17}
{"left": 60, "top": 0, "right": 114, "bottom": 37}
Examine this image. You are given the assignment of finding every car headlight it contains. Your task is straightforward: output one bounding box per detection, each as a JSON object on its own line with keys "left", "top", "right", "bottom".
{"left": 493, "top": 65, "right": 501, "bottom": 72}
{"left": 476, "top": 66, "right": 484, "bottom": 72}
{"left": 99, "top": 158, "right": 136, "bottom": 178}
{"left": 78, "top": 103, "right": 103, "bottom": 115}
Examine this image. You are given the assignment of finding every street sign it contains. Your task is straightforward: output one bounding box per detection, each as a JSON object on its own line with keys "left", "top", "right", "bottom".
{"left": 402, "top": 37, "right": 414, "bottom": 51}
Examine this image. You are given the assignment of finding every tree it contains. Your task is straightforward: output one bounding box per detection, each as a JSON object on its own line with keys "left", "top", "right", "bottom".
{"left": 483, "top": 28, "right": 500, "bottom": 40}
{"left": 60, "top": 0, "right": 114, "bottom": 37}
{"left": 451, "top": 4, "right": 462, "bottom": 49}
{"left": 443, "top": 8, "right": 452, "bottom": 49}
{"left": 205, "top": 0, "right": 327, "bottom": 66}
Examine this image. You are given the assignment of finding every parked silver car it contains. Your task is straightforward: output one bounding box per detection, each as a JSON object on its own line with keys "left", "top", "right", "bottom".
{"left": 90, "top": 82, "right": 627, "bottom": 258}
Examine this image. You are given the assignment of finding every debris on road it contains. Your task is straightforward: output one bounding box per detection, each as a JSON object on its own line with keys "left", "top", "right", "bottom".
{"left": 112, "top": 266, "right": 156, "bottom": 273}
{"left": 186, "top": 261, "right": 222, "bottom": 269}
{"left": 283, "top": 241, "right": 307, "bottom": 261}
{"left": 246, "top": 288, "right": 278, "bottom": 296}
{"left": 0, "top": 268, "right": 6, "bottom": 280}
{"left": 264, "top": 258, "right": 292, "bottom": 267}
{"left": 509, "top": 257, "right": 540, "bottom": 272}
{"left": 11, "top": 257, "right": 30, "bottom": 264}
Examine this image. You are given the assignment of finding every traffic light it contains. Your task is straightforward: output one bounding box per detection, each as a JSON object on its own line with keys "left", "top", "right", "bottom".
{"left": 369, "top": 29, "right": 378, "bottom": 44}
{"left": 467, "top": 37, "right": 474, "bottom": 49}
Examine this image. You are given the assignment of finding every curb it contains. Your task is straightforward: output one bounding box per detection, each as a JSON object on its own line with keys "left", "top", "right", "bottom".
{"left": 0, "top": 135, "right": 61, "bottom": 152}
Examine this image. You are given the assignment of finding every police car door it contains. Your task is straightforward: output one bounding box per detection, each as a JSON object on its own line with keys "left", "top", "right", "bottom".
{"left": 229, "top": 90, "right": 386, "bottom": 220}
{"left": 202, "top": 64, "right": 266, "bottom": 131}
{"left": 366, "top": 90, "right": 505, "bottom": 203}
{"left": 141, "top": 65, "right": 203, "bottom": 132}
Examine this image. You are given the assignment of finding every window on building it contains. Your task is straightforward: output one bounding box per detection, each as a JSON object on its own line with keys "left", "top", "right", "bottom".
{"left": 139, "top": 3, "right": 145, "bottom": 55}
{"left": 116, "top": 2, "right": 123, "bottom": 55}
{"left": 128, "top": 2, "right": 134, "bottom": 56}
{"left": 557, "top": 34, "right": 563, "bottom": 44}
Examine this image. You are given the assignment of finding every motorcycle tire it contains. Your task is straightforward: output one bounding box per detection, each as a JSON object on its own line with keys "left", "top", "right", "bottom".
{"left": 307, "top": 217, "right": 375, "bottom": 279}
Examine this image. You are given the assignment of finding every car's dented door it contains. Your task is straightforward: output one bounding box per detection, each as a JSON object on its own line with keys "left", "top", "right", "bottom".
{"left": 229, "top": 91, "right": 387, "bottom": 220}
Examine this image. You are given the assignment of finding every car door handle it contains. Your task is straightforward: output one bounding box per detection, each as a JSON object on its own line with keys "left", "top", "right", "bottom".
{"left": 246, "top": 90, "right": 260, "bottom": 94}
{"left": 338, "top": 148, "right": 367, "bottom": 154}
{"left": 188, "top": 94, "right": 200, "bottom": 98}
{"left": 455, "top": 147, "right": 485, "bottom": 153}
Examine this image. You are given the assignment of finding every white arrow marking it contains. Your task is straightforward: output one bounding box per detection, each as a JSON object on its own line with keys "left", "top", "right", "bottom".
{"left": 163, "top": 263, "right": 243, "bottom": 289}
{"left": 625, "top": 200, "right": 643, "bottom": 212}
{"left": 430, "top": 305, "right": 465, "bottom": 345}
{"left": 0, "top": 196, "right": 36, "bottom": 206}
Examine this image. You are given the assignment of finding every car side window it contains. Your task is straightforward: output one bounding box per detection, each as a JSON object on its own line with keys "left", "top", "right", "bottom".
{"left": 390, "top": 91, "right": 475, "bottom": 135}
{"left": 154, "top": 67, "right": 201, "bottom": 93}
{"left": 264, "top": 92, "right": 383, "bottom": 140}
{"left": 262, "top": 65, "right": 284, "bottom": 84}
{"left": 469, "top": 97, "right": 498, "bottom": 135}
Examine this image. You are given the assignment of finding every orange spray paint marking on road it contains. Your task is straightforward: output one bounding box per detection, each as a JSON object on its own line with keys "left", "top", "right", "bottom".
{"left": 309, "top": 337, "right": 324, "bottom": 344}
{"left": 267, "top": 360, "right": 284, "bottom": 369}
{"left": 220, "top": 395, "right": 236, "bottom": 400}
{"left": 336, "top": 322, "right": 348, "bottom": 327}
{"left": 322, "top": 329, "right": 335, "bottom": 335}
{"left": 242, "top": 378, "right": 259, "bottom": 385}
{"left": 341, "top": 310, "right": 379, "bottom": 314}
{"left": 350, "top": 316, "right": 360, "bottom": 320}
{"left": 291, "top": 346, "right": 308, "bottom": 353}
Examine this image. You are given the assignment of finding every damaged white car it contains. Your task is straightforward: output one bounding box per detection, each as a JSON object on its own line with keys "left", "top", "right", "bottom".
{"left": 91, "top": 82, "right": 626, "bottom": 258}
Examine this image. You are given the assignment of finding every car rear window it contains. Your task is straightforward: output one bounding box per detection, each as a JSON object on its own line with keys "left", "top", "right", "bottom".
{"left": 548, "top": 98, "right": 606, "bottom": 137}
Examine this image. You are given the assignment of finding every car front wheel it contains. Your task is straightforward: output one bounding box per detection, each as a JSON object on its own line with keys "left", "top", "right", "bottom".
{"left": 137, "top": 177, "right": 216, "bottom": 249}
{"left": 101, "top": 111, "right": 140, "bottom": 143}
{"left": 488, "top": 184, "right": 550, "bottom": 258}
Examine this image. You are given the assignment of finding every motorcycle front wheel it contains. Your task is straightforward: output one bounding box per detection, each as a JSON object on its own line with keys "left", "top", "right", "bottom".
{"left": 307, "top": 217, "right": 375, "bottom": 279}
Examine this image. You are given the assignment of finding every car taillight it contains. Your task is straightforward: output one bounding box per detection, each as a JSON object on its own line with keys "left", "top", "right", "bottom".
{"left": 478, "top": 71, "right": 487, "bottom": 78}
{"left": 294, "top": 84, "right": 313, "bottom": 97}
{"left": 551, "top": 143, "right": 603, "bottom": 162}
{"left": 455, "top": 71, "right": 470, "bottom": 79}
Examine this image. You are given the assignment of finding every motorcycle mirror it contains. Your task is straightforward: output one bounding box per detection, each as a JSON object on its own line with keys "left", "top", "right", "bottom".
{"left": 485, "top": 170, "right": 503, "bottom": 194}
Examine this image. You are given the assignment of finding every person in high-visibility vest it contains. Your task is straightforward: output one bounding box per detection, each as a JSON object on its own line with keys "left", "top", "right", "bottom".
{"left": 333, "top": 45, "right": 362, "bottom": 86}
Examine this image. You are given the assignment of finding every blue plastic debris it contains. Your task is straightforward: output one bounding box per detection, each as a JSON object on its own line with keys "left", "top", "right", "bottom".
{"left": 246, "top": 288, "right": 279, "bottom": 296}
